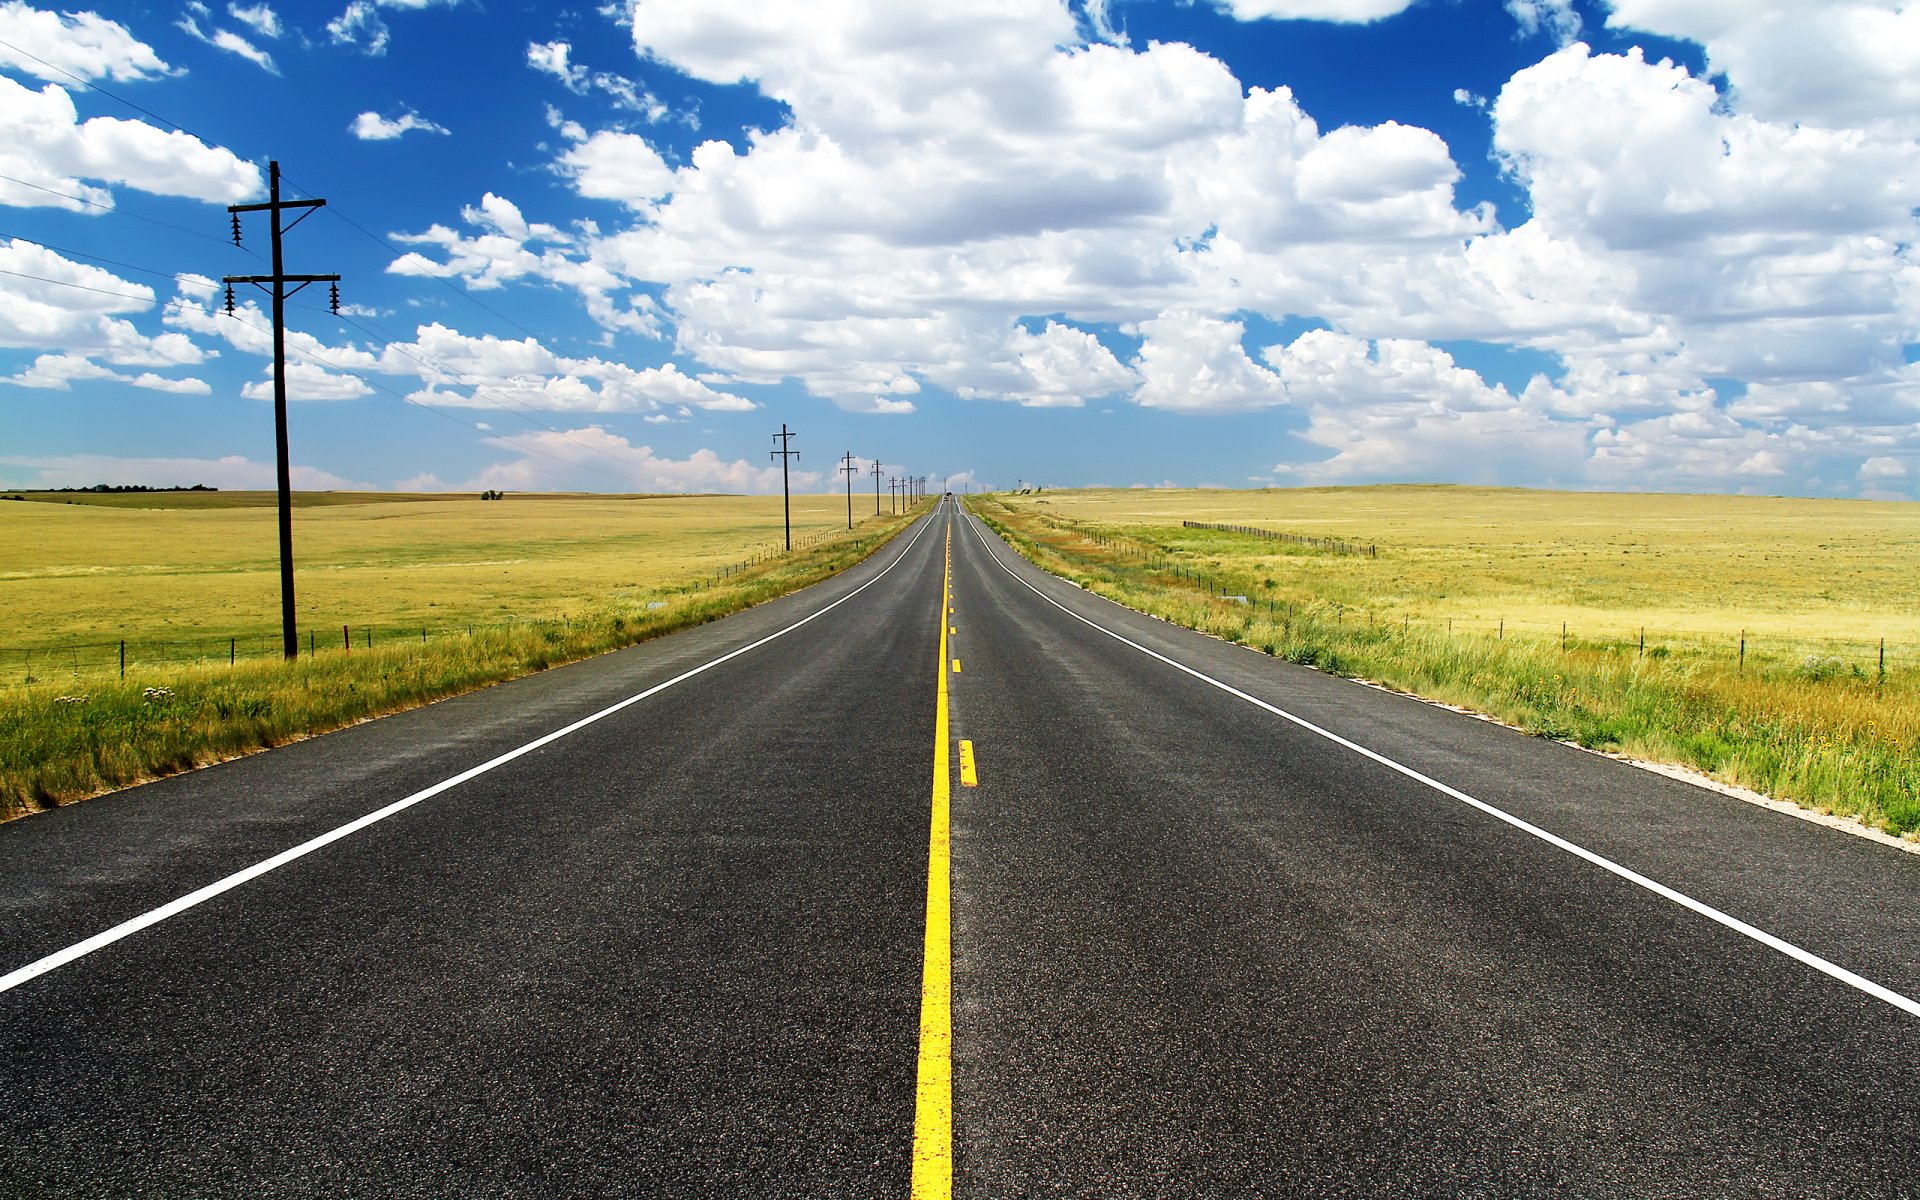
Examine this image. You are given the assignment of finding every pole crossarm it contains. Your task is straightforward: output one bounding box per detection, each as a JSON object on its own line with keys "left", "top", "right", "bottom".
{"left": 222, "top": 274, "right": 341, "bottom": 284}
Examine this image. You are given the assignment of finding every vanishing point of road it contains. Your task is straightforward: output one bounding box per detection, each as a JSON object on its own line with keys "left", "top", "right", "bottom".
{"left": 4, "top": 500, "right": 1919, "bottom": 1197}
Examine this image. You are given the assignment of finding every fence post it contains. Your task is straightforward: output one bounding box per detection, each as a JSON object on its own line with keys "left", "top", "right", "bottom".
{"left": 1498, "top": 619, "right": 1503, "bottom": 640}
{"left": 1739, "top": 631, "right": 1745, "bottom": 673}
{"left": 1561, "top": 622, "right": 1567, "bottom": 652}
{"left": 119, "top": 640, "right": 125, "bottom": 678}
{"left": 343, "top": 625, "right": 350, "bottom": 652}
{"left": 230, "top": 637, "right": 236, "bottom": 666}
{"left": 1880, "top": 638, "right": 1886, "bottom": 681}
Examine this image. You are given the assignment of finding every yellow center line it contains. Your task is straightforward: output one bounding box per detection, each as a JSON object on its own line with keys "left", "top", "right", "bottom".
{"left": 911, "top": 522, "right": 955, "bottom": 1198}
{"left": 951, "top": 658, "right": 962, "bottom": 673}
{"left": 958, "top": 740, "right": 978, "bottom": 788}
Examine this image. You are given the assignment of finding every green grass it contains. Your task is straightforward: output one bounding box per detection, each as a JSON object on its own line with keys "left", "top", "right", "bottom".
{"left": 971, "top": 489, "right": 1920, "bottom": 839}
{"left": 1, "top": 497, "right": 924, "bottom": 819}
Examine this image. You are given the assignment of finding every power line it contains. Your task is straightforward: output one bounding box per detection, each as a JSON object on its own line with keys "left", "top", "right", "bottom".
{"left": 0, "top": 174, "right": 262, "bottom": 254}
{"left": 0, "top": 267, "right": 158, "bottom": 304}
{"left": 0, "top": 36, "right": 198, "bottom": 137}
{"left": 0, "top": 230, "right": 657, "bottom": 482}
{"left": 224, "top": 310, "right": 652, "bottom": 488}
{"left": 278, "top": 170, "right": 568, "bottom": 348}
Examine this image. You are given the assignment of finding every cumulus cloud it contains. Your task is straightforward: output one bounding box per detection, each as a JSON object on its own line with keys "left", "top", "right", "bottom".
{"left": 1131, "top": 312, "right": 1291, "bottom": 414}
{"left": 2, "top": 352, "right": 209, "bottom": 393}
{"left": 1605, "top": 0, "right": 1920, "bottom": 127}
{"left": 350, "top": 108, "right": 450, "bottom": 139}
{"left": 468, "top": 427, "right": 820, "bottom": 494}
{"left": 0, "top": 1, "right": 171, "bottom": 81}
{"left": 0, "top": 240, "right": 207, "bottom": 365}
{"left": 357, "top": 0, "right": 1920, "bottom": 495}
{"left": 0, "top": 452, "right": 364, "bottom": 490}
{"left": 0, "top": 76, "right": 262, "bottom": 209}
{"left": 1210, "top": 0, "right": 1415, "bottom": 20}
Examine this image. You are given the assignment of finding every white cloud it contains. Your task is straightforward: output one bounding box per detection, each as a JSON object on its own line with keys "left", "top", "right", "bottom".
{"left": 1506, "top": 0, "right": 1581, "bottom": 44}
{"left": 350, "top": 109, "right": 450, "bottom": 140}
{"left": 348, "top": 0, "right": 1920, "bottom": 496}
{"left": 241, "top": 360, "right": 374, "bottom": 402}
{"left": 527, "top": 39, "right": 587, "bottom": 90}
{"left": 0, "top": 1, "right": 171, "bottom": 81}
{"left": 0, "top": 240, "right": 208, "bottom": 366}
{"left": 468, "top": 427, "right": 822, "bottom": 494}
{"left": 1131, "top": 312, "right": 1291, "bottom": 414}
{"left": 1493, "top": 45, "right": 1920, "bottom": 253}
{"left": 177, "top": 14, "right": 277, "bottom": 72}
{"left": 1209, "top": 0, "right": 1416, "bottom": 21}
{"left": 1605, "top": 0, "right": 1920, "bottom": 127}
{"left": 227, "top": 3, "right": 282, "bottom": 38}
{"left": 1, "top": 352, "right": 209, "bottom": 394}
{"left": 0, "top": 76, "right": 262, "bottom": 209}
{"left": 0, "top": 452, "right": 364, "bottom": 490}
{"left": 948, "top": 321, "right": 1137, "bottom": 408}
{"left": 326, "top": 1, "right": 388, "bottom": 53}
{"left": 558, "top": 131, "right": 676, "bottom": 206}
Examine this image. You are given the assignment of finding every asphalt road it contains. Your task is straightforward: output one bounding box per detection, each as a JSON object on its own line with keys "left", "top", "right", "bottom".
{"left": 4, "top": 498, "right": 1919, "bottom": 1197}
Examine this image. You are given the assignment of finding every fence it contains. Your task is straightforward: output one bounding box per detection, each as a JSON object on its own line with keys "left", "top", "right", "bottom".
{"left": 1031, "top": 513, "right": 1909, "bottom": 681}
{"left": 1181, "top": 520, "right": 1376, "bottom": 558}
{"left": 0, "top": 510, "right": 921, "bottom": 687}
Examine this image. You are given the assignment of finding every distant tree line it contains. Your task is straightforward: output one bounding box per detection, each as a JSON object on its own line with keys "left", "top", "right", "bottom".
{"left": 40, "top": 484, "right": 220, "bottom": 493}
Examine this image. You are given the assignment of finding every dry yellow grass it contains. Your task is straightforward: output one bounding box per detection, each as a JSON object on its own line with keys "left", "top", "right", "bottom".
{"left": 1005, "top": 484, "right": 1920, "bottom": 653}
{"left": 1, "top": 492, "right": 923, "bottom": 817}
{"left": 2, "top": 490, "right": 886, "bottom": 668}
{"left": 975, "top": 487, "right": 1920, "bottom": 837}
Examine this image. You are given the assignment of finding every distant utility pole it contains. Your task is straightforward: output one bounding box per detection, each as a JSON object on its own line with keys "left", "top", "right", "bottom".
{"left": 871, "top": 459, "right": 884, "bottom": 516}
{"left": 839, "top": 450, "right": 857, "bottom": 530}
{"left": 223, "top": 159, "right": 339, "bottom": 661}
{"left": 770, "top": 423, "right": 798, "bottom": 551}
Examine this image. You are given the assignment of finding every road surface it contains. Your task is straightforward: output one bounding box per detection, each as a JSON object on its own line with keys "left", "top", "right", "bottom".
{"left": 3, "top": 499, "right": 1918, "bottom": 1197}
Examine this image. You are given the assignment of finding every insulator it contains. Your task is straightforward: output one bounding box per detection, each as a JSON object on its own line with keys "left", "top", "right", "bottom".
{"left": 223, "top": 284, "right": 235, "bottom": 315}
{"left": 230, "top": 213, "right": 242, "bottom": 246}
{"left": 329, "top": 282, "right": 340, "bottom": 315}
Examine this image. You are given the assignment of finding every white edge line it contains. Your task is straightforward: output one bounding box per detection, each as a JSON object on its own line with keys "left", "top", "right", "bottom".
{"left": 960, "top": 511, "right": 1920, "bottom": 1021}
{"left": 0, "top": 514, "right": 938, "bottom": 996}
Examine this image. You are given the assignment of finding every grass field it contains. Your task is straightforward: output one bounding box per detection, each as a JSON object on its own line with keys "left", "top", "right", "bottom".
{"left": 2, "top": 490, "right": 892, "bottom": 673}
{"left": 1, "top": 491, "right": 920, "bottom": 817}
{"left": 971, "top": 486, "right": 1920, "bottom": 838}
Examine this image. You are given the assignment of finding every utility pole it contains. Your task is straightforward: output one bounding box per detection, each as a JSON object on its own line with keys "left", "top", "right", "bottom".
{"left": 871, "top": 459, "right": 884, "bottom": 516}
{"left": 770, "top": 423, "right": 798, "bottom": 551}
{"left": 223, "top": 160, "right": 339, "bottom": 661}
{"left": 839, "top": 451, "right": 856, "bottom": 530}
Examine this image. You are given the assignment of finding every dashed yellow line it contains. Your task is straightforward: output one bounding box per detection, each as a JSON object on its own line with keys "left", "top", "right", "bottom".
{"left": 958, "top": 740, "right": 978, "bottom": 788}
{"left": 951, "top": 658, "right": 962, "bottom": 673}
{"left": 911, "top": 524, "right": 954, "bottom": 1199}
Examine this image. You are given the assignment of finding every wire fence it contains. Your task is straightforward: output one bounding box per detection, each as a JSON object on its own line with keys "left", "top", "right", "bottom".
{"left": 1016, "top": 512, "right": 1911, "bottom": 682}
{"left": 0, "top": 513, "right": 907, "bottom": 688}
{"left": 1181, "top": 520, "right": 1377, "bottom": 558}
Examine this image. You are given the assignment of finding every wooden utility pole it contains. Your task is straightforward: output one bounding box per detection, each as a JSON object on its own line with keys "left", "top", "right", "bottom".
{"left": 770, "top": 423, "right": 798, "bottom": 551}
{"left": 871, "top": 459, "right": 884, "bottom": 516}
{"left": 839, "top": 451, "right": 857, "bottom": 529}
{"left": 223, "top": 160, "right": 339, "bottom": 660}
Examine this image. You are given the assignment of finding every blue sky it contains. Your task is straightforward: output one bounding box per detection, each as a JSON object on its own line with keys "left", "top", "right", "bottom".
{"left": 2, "top": 0, "right": 1916, "bottom": 498}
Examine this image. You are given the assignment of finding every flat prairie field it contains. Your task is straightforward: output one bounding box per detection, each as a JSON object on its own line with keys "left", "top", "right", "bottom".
{"left": 978, "top": 485, "right": 1920, "bottom": 836}
{"left": 1006, "top": 485, "right": 1920, "bottom": 652}
{"left": 1, "top": 491, "right": 879, "bottom": 659}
